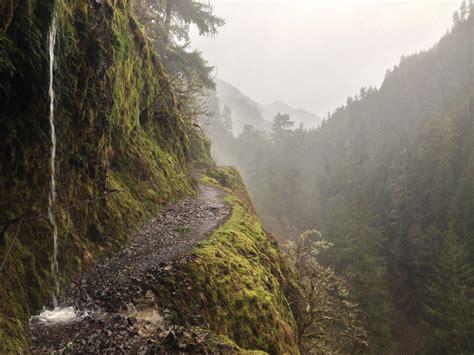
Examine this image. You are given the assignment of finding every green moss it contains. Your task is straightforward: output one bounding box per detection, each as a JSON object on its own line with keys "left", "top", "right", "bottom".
{"left": 192, "top": 194, "right": 297, "bottom": 353}
{"left": 0, "top": 0, "right": 212, "bottom": 351}
{"left": 206, "top": 166, "right": 256, "bottom": 212}
{"left": 0, "top": 317, "right": 28, "bottom": 353}
{"left": 188, "top": 126, "right": 215, "bottom": 169}
{"left": 151, "top": 168, "right": 299, "bottom": 354}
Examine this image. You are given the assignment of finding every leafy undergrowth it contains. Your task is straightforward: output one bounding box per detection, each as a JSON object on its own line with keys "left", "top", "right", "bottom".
{"left": 151, "top": 167, "right": 299, "bottom": 354}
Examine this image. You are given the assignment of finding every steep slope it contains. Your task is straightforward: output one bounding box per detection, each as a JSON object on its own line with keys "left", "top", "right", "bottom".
{"left": 311, "top": 15, "right": 474, "bottom": 350}
{"left": 0, "top": 0, "right": 210, "bottom": 350}
{"left": 311, "top": 16, "right": 474, "bottom": 351}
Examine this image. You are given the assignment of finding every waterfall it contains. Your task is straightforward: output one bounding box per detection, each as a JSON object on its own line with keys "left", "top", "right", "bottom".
{"left": 32, "top": 14, "right": 78, "bottom": 324}
{"left": 47, "top": 15, "right": 60, "bottom": 307}
{"left": 28, "top": 10, "right": 84, "bottom": 326}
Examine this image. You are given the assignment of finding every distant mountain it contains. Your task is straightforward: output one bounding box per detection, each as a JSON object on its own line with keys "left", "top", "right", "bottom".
{"left": 215, "top": 79, "right": 321, "bottom": 135}
{"left": 215, "top": 79, "right": 270, "bottom": 134}
{"left": 261, "top": 101, "right": 322, "bottom": 129}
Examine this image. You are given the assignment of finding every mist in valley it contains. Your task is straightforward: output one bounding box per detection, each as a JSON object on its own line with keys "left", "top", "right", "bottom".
{"left": 198, "top": 0, "right": 474, "bottom": 352}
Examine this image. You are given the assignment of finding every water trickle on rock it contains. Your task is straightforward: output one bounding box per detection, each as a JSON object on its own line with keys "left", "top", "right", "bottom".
{"left": 34, "top": 14, "right": 79, "bottom": 324}
{"left": 47, "top": 14, "right": 60, "bottom": 307}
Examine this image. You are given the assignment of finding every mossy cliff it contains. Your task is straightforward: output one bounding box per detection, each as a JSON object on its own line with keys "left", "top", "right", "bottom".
{"left": 152, "top": 167, "right": 300, "bottom": 354}
{"left": 0, "top": 1, "right": 300, "bottom": 353}
{"left": 0, "top": 0, "right": 211, "bottom": 351}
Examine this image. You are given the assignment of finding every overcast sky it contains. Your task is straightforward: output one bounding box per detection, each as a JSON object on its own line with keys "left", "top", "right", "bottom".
{"left": 191, "top": 0, "right": 461, "bottom": 116}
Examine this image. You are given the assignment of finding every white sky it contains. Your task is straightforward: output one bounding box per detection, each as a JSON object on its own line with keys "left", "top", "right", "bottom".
{"left": 191, "top": 0, "right": 460, "bottom": 115}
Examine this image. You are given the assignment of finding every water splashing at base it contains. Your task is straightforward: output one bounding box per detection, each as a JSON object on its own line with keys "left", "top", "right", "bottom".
{"left": 33, "top": 306, "right": 79, "bottom": 324}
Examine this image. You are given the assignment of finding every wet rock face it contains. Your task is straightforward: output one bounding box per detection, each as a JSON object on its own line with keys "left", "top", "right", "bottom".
{"left": 29, "top": 183, "right": 234, "bottom": 353}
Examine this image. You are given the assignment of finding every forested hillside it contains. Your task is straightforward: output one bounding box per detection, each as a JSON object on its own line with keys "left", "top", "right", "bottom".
{"left": 206, "top": 5, "right": 474, "bottom": 352}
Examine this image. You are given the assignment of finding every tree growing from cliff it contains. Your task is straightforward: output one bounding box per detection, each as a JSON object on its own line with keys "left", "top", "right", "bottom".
{"left": 131, "top": 0, "right": 224, "bottom": 89}
{"left": 284, "top": 230, "right": 368, "bottom": 353}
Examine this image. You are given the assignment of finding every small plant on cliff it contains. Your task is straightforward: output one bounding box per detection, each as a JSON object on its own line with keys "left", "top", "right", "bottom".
{"left": 284, "top": 230, "right": 368, "bottom": 354}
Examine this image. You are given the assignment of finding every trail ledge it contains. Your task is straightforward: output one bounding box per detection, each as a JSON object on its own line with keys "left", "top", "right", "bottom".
{"left": 30, "top": 182, "right": 232, "bottom": 353}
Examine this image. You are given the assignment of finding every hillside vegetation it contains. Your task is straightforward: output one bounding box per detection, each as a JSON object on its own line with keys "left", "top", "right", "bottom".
{"left": 205, "top": 7, "right": 474, "bottom": 353}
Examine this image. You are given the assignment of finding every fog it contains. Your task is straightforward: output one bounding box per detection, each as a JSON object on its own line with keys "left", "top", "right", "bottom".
{"left": 192, "top": 0, "right": 460, "bottom": 116}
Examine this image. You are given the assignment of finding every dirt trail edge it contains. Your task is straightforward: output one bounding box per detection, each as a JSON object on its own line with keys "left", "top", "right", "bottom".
{"left": 29, "top": 182, "right": 232, "bottom": 353}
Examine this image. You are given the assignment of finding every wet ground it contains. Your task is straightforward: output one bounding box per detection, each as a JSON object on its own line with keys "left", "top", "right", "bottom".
{"left": 29, "top": 183, "right": 232, "bottom": 353}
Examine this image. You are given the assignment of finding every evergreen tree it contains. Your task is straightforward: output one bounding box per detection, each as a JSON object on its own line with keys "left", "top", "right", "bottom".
{"left": 272, "top": 113, "right": 294, "bottom": 133}
{"left": 131, "top": 0, "right": 224, "bottom": 88}
{"left": 221, "top": 105, "right": 233, "bottom": 134}
{"left": 422, "top": 231, "right": 474, "bottom": 353}
{"left": 460, "top": 0, "right": 468, "bottom": 20}
{"left": 453, "top": 11, "right": 461, "bottom": 24}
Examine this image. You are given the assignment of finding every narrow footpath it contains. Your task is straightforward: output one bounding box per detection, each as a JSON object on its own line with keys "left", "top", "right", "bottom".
{"left": 30, "top": 182, "right": 231, "bottom": 353}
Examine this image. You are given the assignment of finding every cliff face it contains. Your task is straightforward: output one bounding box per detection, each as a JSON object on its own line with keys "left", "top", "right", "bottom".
{"left": 0, "top": 0, "right": 205, "bottom": 349}
{"left": 0, "top": 1, "right": 298, "bottom": 353}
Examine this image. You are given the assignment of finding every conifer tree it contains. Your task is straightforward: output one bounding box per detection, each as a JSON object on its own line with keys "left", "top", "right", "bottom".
{"left": 422, "top": 231, "right": 474, "bottom": 353}
{"left": 131, "top": 0, "right": 224, "bottom": 88}
{"left": 453, "top": 11, "right": 461, "bottom": 24}
{"left": 221, "top": 105, "right": 233, "bottom": 134}
{"left": 460, "top": 0, "right": 468, "bottom": 20}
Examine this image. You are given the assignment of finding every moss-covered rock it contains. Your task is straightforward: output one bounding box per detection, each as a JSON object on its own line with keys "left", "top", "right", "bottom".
{"left": 151, "top": 167, "right": 300, "bottom": 354}
{"left": 0, "top": 0, "right": 211, "bottom": 351}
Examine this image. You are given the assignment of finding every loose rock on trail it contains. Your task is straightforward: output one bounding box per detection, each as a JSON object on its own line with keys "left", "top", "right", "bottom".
{"left": 29, "top": 182, "right": 232, "bottom": 353}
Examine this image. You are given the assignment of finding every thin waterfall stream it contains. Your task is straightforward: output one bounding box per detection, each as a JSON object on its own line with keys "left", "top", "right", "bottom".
{"left": 32, "top": 14, "right": 78, "bottom": 324}
{"left": 47, "top": 14, "right": 59, "bottom": 308}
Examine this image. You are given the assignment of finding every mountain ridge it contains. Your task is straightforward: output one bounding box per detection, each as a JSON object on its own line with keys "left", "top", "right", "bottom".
{"left": 215, "top": 79, "right": 322, "bottom": 134}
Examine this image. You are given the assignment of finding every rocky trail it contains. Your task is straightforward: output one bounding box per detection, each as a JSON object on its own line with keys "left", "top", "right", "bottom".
{"left": 29, "top": 182, "right": 232, "bottom": 353}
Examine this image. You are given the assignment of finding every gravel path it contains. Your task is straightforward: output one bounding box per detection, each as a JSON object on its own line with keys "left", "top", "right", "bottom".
{"left": 29, "top": 183, "right": 231, "bottom": 353}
